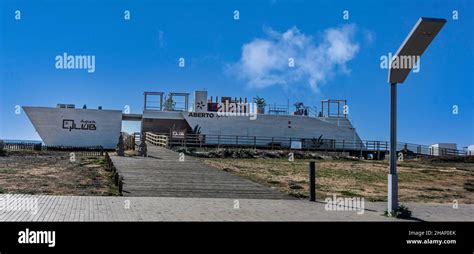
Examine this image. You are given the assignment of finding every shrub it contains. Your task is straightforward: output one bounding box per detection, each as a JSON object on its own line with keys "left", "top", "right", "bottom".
{"left": 385, "top": 204, "right": 412, "bottom": 219}
{"left": 0, "top": 140, "right": 5, "bottom": 156}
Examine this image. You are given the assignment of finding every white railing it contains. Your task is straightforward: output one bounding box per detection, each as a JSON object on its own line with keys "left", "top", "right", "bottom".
{"left": 145, "top": 132, "right": 169, "bottom": 147}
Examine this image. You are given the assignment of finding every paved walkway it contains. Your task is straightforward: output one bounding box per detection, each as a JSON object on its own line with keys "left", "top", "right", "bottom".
{"left": 4, "top": 146, "right": 470, "bottom": 221}
{"left": 1, "top": 194, "right": 472, "bottom": 221}
{"left": 110, "top": 146, "right": 289, "bottom": 199}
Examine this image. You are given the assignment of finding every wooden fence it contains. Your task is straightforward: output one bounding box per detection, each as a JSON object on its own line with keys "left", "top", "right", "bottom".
{"left": 2, "top": 141, "right": 105, "bottom": 156}
{"left": 145, "top": 132, "right": 169, "bottom": 147}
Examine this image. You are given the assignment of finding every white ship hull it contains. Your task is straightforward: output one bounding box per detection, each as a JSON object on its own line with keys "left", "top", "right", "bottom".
{"left": 143, "top": 110, "right": 363, "bottom": 147}
{"left": 23, "top": 107, "right": 122, "bottom": 149}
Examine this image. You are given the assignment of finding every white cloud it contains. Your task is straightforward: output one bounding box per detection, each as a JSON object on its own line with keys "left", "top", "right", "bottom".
{"left": 362, "top": 29, "right": 375, "bottom": 45}
{"left": 227, "top": 25, "right": 360, "bottom": 92}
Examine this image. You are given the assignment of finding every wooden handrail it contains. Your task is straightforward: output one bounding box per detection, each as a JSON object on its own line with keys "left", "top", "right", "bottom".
{"left": 145, "top": 132, "right": 169, "bottom": 147}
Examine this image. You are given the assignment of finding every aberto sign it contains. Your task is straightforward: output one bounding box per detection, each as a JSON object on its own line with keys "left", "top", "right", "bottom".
{"left": 188, "top": 112, "right": 215, "bottom": 118}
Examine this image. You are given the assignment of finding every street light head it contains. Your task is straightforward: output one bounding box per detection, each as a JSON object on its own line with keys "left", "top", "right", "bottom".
{"left": 388, "top": 17, "right": 446, "bottom": 84}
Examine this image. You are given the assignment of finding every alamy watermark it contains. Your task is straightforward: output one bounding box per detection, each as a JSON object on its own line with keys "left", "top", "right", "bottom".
{"left": 380, "top": 52, "right": 420, "bottom": 73}
{"left": 324, "top": 194, "right": 365, "bottom": 215}
{"left": 216, "top": 101, "right": 258, "bottom": 120}
{"left": 55, "top": 52, "right": 95, "bottom": 73}
{"left": 18, "top": 228, "right": 55, "bottom": 247}
{"left": 0, "top": 194, "right": 38, "bottom": 215}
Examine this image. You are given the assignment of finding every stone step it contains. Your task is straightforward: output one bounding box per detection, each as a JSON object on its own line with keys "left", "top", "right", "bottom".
{"left": 110, "top": 146, "right": 292, "bottom": 200}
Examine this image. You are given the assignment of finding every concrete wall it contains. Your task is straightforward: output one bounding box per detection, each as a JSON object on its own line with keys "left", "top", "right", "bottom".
{"left": 23, "top": 107, "right": 122, "bottom": 149}
{"left": 468, "top": 145, "right": 474, "bottom": 155}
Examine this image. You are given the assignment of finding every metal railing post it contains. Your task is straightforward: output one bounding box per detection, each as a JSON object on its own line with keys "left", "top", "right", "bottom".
{"left": 184, "top": 133, "right": 187, "bottom": 148}
{"left": 377, "top": 141, "right": 380, "bottom": 160}
{"left": 309, "top": 161, "right": 316, "bottom": 202}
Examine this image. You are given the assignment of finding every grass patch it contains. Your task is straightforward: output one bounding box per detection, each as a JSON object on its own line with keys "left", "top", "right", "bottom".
{"left": 200, "top": 157, "right": 474, "bottom": 203}
{"left": 464, "top": 181, "right": 474, "bottom": 192}
{"left": 339, "top": 190, "right": 363, "bottom": 197}
{"left": 88, "top": 170, "right": 100, "bottom": 180}
{"left": 0, "top": 168, "right": 16, "bottom": 174}
{"left": 367, "top": 196, "right": 386, "bottom": 202}
{"left": 16, "top": 189, "right": 37, "bottom": 195}
{"left": 399, "top": 163, "right": 422, "bottom": 168}
{"left": 94, "top": 158, "right": 108, "bottom": 167}
{"left": 0, "top": 152, "right": 119, "bottom": 196}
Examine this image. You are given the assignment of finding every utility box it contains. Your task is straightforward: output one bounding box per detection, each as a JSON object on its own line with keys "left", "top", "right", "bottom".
{"left": 467, "top": 145, "right": 474, "bottom": 156}
{"left": 429, "top": 143, "right": 457, "bottom": 156}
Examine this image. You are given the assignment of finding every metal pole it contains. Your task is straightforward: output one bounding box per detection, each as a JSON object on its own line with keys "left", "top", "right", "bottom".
{"left": 309, "top": 161, "right": 316, "bottom": 202}
{"left": 388, "top": 83, "right": 398, "bottom": 213}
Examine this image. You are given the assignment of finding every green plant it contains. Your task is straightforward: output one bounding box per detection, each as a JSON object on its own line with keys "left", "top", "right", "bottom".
{"left": 163, "top": 96, "right": 176, "bottom": 111}
{"left": 384, "top": 204, "right": 412, "bottom": 219}
{"left": 288, "top": 182, "right": 304, "bottom": 190}
{"left": 95, "top": 158, "right": 108, "bottom": 166}
{"left": 193, "top": 125, "right": 202, "bottom": 135}
{"left": 289, "top": 191, "right": 307, "bottom": 199}
{"left": 310, "top": 135, "right": 324, "bottom": 148}
{"left": 253, "top": 96, "right": 266, "bottom": 108}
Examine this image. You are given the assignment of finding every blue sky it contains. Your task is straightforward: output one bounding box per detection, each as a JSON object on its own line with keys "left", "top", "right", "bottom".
{"left": 1, "top": 0, "right": 473, "bottom": 148}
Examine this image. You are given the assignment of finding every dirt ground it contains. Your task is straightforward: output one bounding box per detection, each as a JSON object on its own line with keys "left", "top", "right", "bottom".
{"left": 200, "top": 157, "right": 474, "bottom": 204}
{"left": 0, "top": 150, "right": 119, "bottom": 196}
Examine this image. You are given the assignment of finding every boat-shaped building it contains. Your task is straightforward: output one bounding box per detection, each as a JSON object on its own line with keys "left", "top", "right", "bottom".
{"left": 24, "top": 90, "right": 363, "bottom": 149}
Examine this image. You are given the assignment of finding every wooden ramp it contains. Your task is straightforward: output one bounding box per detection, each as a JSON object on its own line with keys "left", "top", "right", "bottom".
{"left": 110, "top": 146, "right": 291, "bottom": 199}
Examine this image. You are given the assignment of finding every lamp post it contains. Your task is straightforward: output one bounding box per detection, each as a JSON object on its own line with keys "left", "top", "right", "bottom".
{"left": 387, "top": 17, "right": 446, "bottom": 214}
